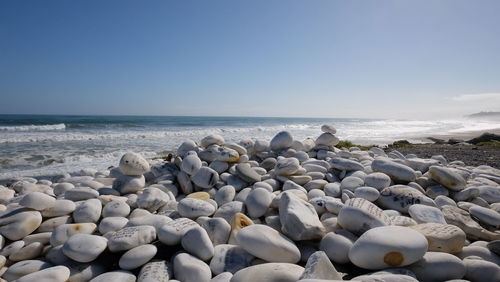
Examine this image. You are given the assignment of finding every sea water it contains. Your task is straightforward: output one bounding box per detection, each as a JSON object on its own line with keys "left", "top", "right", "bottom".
{"left": 1, "top": 114, "right": 499, "bottom": 179}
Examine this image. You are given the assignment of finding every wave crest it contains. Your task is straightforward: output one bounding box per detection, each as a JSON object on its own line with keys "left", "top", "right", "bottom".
{"left": 0, "top": 123, "right": 66, "bottom": 132}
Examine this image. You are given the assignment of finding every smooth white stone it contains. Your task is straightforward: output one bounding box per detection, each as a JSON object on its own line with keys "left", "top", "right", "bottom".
{"left": 270, "top": 131, "right": 293, "bottom": 151}
{"left": 181, "top": 154, "right": 203, "bottom": 175}
{"left": 215, "top": 185, "right": 236, "bottom": 206}
{"left": 299, "top": 250, "right": 342, "bottom": 280}
{"left": 9, "top": 242, "right": 44, "bottom": 261}
{"left": 53, "top": 182, "right": 75, "bottom": 196}
{"left": 428, "top": 166, "right": 466, "bottom": 191}
{"left": 113, "top": 174, "right": 146, "bottom": 194}
{"left": 98, "top": 216, "right": 128, "bottom": 235}
{"left": 191, "top": 167, "right": 219, "bottom": 189}
{"left": 319, "top": 232, "right": 353, "bottom": 264}
{"left": 469, "top": 205, "right": 500, "bottom": 227}
{"left": 103, "top": 200, "right": 131, "bottom": 218}
{"left": 177, "top": 140, "right": 199, "bottom": 157}
{"left": 198, "top": 146, "right": 239, "bottom": 162}
{"left": 19, "top": 192, "right": 55, "bottom": 210}
{"left": 0, "top": 210, "right": 42, "bottom": 240}
{"left": 0, "top": 241, "right": 24, "bottom": 257}
{"left": 41, "top": 199, "right": 76, "bottom": 217}
{"left": 119, "top": 244, "right": 157, "bottom": 270}
{"left": 274, "top": 157, "right": 301, "bottom": 176}
{"left": 108, "top": 225, "right": 156, "bottom": 252}
{"left": 245, "top": 188, "right": 272, "bottom": 218}
{"left": 119, "top": 152, "right": 150, "bottom": 176}
{"left": 231, "top": 263, "right": 304, "bottom": 282}
{"left": 463, "top": 257, "right": 500, "bottom": 282}
{"left": 181, "top": 226, "right": 215, "bottom": 261}
{"left": 434, "top": 195, "right": 457, "bottom": 208}
{"left": 349, "top": 226, "right": 428, "bottom": 269}
{"left": 279, "top": 192, "right": 325, "bottom": 240}
{"left": 372, "top": 158, "right": 417, "bottom": 183}
{"left": 337, "top": 198, "right": 390, "bottom": 235}
{"left": 178, "top": 198, "right": 216, "bottom": 219}
{"left": 209, "top": 244, "right": 254, "bottom": 275}
{"left": 73, "top": 199, "right": 102, "bottom": 223}
{"left": 201, "top": 134, "right": 225, "bottom": 147}
{"left": 137, "top": 187, "right": 172, "bottom": 212}
{"left": 3, "top": 259, "right": 52, "bottom": 281}
{"left": 354, "top": 186, "right": 380, "bottom": 202}
{"left": 364, "top": 172, "right": 392, "bottom": 190}
{"left": 64, "top": 187, "right": 100, "bottom": 201}
{"left": 14, "top": 265, "right": 70, "bottom": 282}
{"left": 138, "top": 260, "right": 172, "bottom": 282}
{"left": 377, "top": 185, "right": 435, "bottom": 213}
{"left": 315, "top": 133, "right": 339, "bottom": 147}
{"left": 321, "top": 124, "right": 336, "bottom": 134}
{"left": 173, "top": 253, "right": 212, "bottom": 282}
{"left": 197, "top": 216, "right": 231, "bottom": 245}
{"left": 158, "top": 218, "right": 199, "bottom": 245}
{"left": 236, "top": 224, "right": 300, "bottom": 263}
{"left": 89, "top": 270, "right": 136, "bottom": 282}
{"left": 409, "top": 252, "right": 466, "bottom": 281}
{"left": 408, "top": 204, "right": 447, "bottom": 224}
{"left": 330, "top": 157, "right": 364, "bottom": 171}
{"left": 62, "top": 234, "right": 107, "bottom": 262}
{"left": 209, "top": 160, "right": 230, "bottom": 174}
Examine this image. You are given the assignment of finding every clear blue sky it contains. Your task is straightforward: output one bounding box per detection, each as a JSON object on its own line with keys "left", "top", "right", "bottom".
{"left": 1, "top": 0, "right": 499, "bottom": 118}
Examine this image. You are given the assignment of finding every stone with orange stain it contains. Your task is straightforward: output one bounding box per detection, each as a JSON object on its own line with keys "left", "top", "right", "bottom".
{"left": 429, "top": 166, "right": 467, "bottom": 191}
{"left": 349, "top": 226, "right": 428, "bottom": 269}
{"left": 50, "top": 223, "right": 97, "bottom": 246}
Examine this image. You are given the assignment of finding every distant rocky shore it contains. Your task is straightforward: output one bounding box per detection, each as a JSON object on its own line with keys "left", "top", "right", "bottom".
{"left": 0, "top": 126, "right": 498, "bottom": 281}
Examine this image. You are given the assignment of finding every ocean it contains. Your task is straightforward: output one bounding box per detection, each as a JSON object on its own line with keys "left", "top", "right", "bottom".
{"left": 1, "top": 114, "right": 499, "bottom": 180}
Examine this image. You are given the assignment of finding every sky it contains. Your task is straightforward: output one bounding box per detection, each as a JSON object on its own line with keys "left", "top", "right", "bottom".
{"left": 1, "top": 0, "right": 500, "bottom": 119}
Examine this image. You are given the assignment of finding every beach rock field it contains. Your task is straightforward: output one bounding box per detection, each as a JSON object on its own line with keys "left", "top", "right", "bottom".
{"left": 0, "top": 126, "right": 499, "bottom": 282}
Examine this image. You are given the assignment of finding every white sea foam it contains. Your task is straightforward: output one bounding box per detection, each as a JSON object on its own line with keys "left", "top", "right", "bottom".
{"left": 0, "top": 123, "right": 66, "bottom": 132}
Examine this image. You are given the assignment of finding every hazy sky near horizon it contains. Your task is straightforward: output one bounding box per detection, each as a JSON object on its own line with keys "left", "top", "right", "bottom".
{"left": 1, "top": 0, "right": 500, "bottom": 119}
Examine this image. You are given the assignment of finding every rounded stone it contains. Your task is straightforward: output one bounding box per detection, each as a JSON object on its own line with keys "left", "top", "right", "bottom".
{"left": 181, "top": 226, "right": 215, "bottom": 261}
{"left": 201, "top": 134, "right": 225, "bottom": 147}
{"left": 178, "top": 198, "right": 216, "bottom": 219}
{"left": 73, "top": 198, "right": 102, "bottom": 223}
{"left": 62, "top": 234, "right": 108, "bottom": 263}
{"left": 409, "top": 252, "right": 466, "bottom": 282}
{"left": 173, "top": 253, "right": 212, "bottom": 282}
{"left": 107, "top": 225, "right": 156, "bottom": 252}
{"left": 337, "top": 198, "right": 389, "bottom": 235}
{"left": 245, "top": 188, "right": 272, "bottom": 218}
{"left": 119, "top": 152, "right": 150, "bottom": 176}
{"left": 469, "top": 206, "right": 500, "bottom": 227}
{"left": 50, "top": 223, "right": 97, "bottom": 246}
{"left": 349, "top": 226, "right": 428, "bottom": 269}
{"left": 428, "top": 166, "right": 466, "bottom": 191}
{"left": 14, "top": 266, "right": 70, "bottom": 282}
{"left": 19, "top": 192, "right": 56, "bottom": 210}
{"left": 372, "top": 158, "right": 417, "bottom": 183}
{"left": 209, "top": 244, "right": 254, "bottom": 275}
{"left": 41, "top": 199, "right": 76, "bottom": 217}
{"left": 2, "top": 259, "right": 52, "bottom": 281}
{"left": 158, "top": 218, "right": 199, "bottom": 245}
{"left": 364, "top": 172, "right": 392, "bottom": 190}
{"left": 138, "top": 260, "right": 172, "bottom": 282}
{"left": 231, "top": 263, "right": 304, "bottom": 282}
{"left": 191, "top": 167, "right": 219, "bottom": 189}
{"left": 236, "top": 224, "right": 300, "bottom": 263}
{"left": 0, "top": 210, "right": 42, "bottom": 241}
{"left": 321, "top": 124, "right": 337, "bottom": 134}
{"left": 274, "top": 158, "right": 300, "bottom": 176}
{"left": 408, "top": 204, "right": 446, "bottom": 224}
{"left": 119, "top": 244, "right": 157, "bottom": 270}
{"left": 103, "top": 200, "right": 131, "bottom": 218}
{"left": 319, "top": 232, "right": 354, "bottom": 264}
{"left": 235, "top": 163, "right": 261, "bottom": 183}
{"left": 270, "top": 131, "right": 293, "bottom": 151}
{"left": 89, "top": 270, "right": 136, "bottom": 282}
{"left": 354, "top": 186, "right": 380, "bottom": 202}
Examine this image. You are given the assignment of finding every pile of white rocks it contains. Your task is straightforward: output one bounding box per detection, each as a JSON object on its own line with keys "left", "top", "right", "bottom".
{"left": 0, "top": 125, "right": 499, "bottom": 282}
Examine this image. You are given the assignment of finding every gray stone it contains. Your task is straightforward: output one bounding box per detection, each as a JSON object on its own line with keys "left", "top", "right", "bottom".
{"left": 319, "top": 232, "right": 353, "bottom": 264}
{"left": 270, "top": 131, "right": 293, "bottom": 151}
{"left": 299, "top": 251, "right": 342, "bottom": 280}
{"left": 236, "top": 224, "right": 300, "bottom": 263}
{"left": 279, "top": 192, "right": 325, "bottom": 240}
{"left": 158, "top": 218, "right": 199, "bottom": 245}
{"left": 62, "top": 234, "right": 107, "bottom": 263}
{"left": 372, "top": 158, "right": 417, "bottom": 183}
{"left": 377, "top": 185, "right": 435, "bottom": 213}
{"left": 231, "top": 263, "right": 304, "bottom": 282}
{"left": 181, "top": 226, "right": 215, "bottom": 261}
{"left": 428, "top": 166, "right": 466, "bottom": 191}
{"left": 408, "top": 204, "right": 446, "bottom": 224}
{"left": 409, "top": 252, "right": 465, "bottom": 282}
{"left": 119, "top": 152, "right": 150, "bottom": 176}
{"left": 0, "top": 210, "right": 42, "bottom": 240}
{"left": 337, "top": 198, "right": 390, "bottom": 235}
{"left": 89, "top": 270, "right": 136, "bottom": 282}
{"left": 19, "top": 192, "right": 55, "bottom": 210}
{"left": 107, "top": 226, "right": 156, "bottom": 252}
{"left": 209, "top": 244, "right": 254, "bottom": 275}
{"left": 119, "top": 244, "right": 157, "bottom": 270}
{"left": 138, "top": 260, "right": 172, "bottom": 282}
{"left": 245, "top": 188, "right": 272, "bottom": 218}
{"left": 235, "top": 163, "right": 261, "bottom": 183}
{"left": 274, "top": 157, "right": 301, "bottom": 176}
{"left": 192, "top": 167, "right": 219, "bottom": 189}
{"left": 173, "top": 253, "right": 211, "bottom": 282}
{"left": 178, "top": 198, "right": 216, "bottom": 219}
{"left": 73, "top": 199, "right": 102, "bottom": 223}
